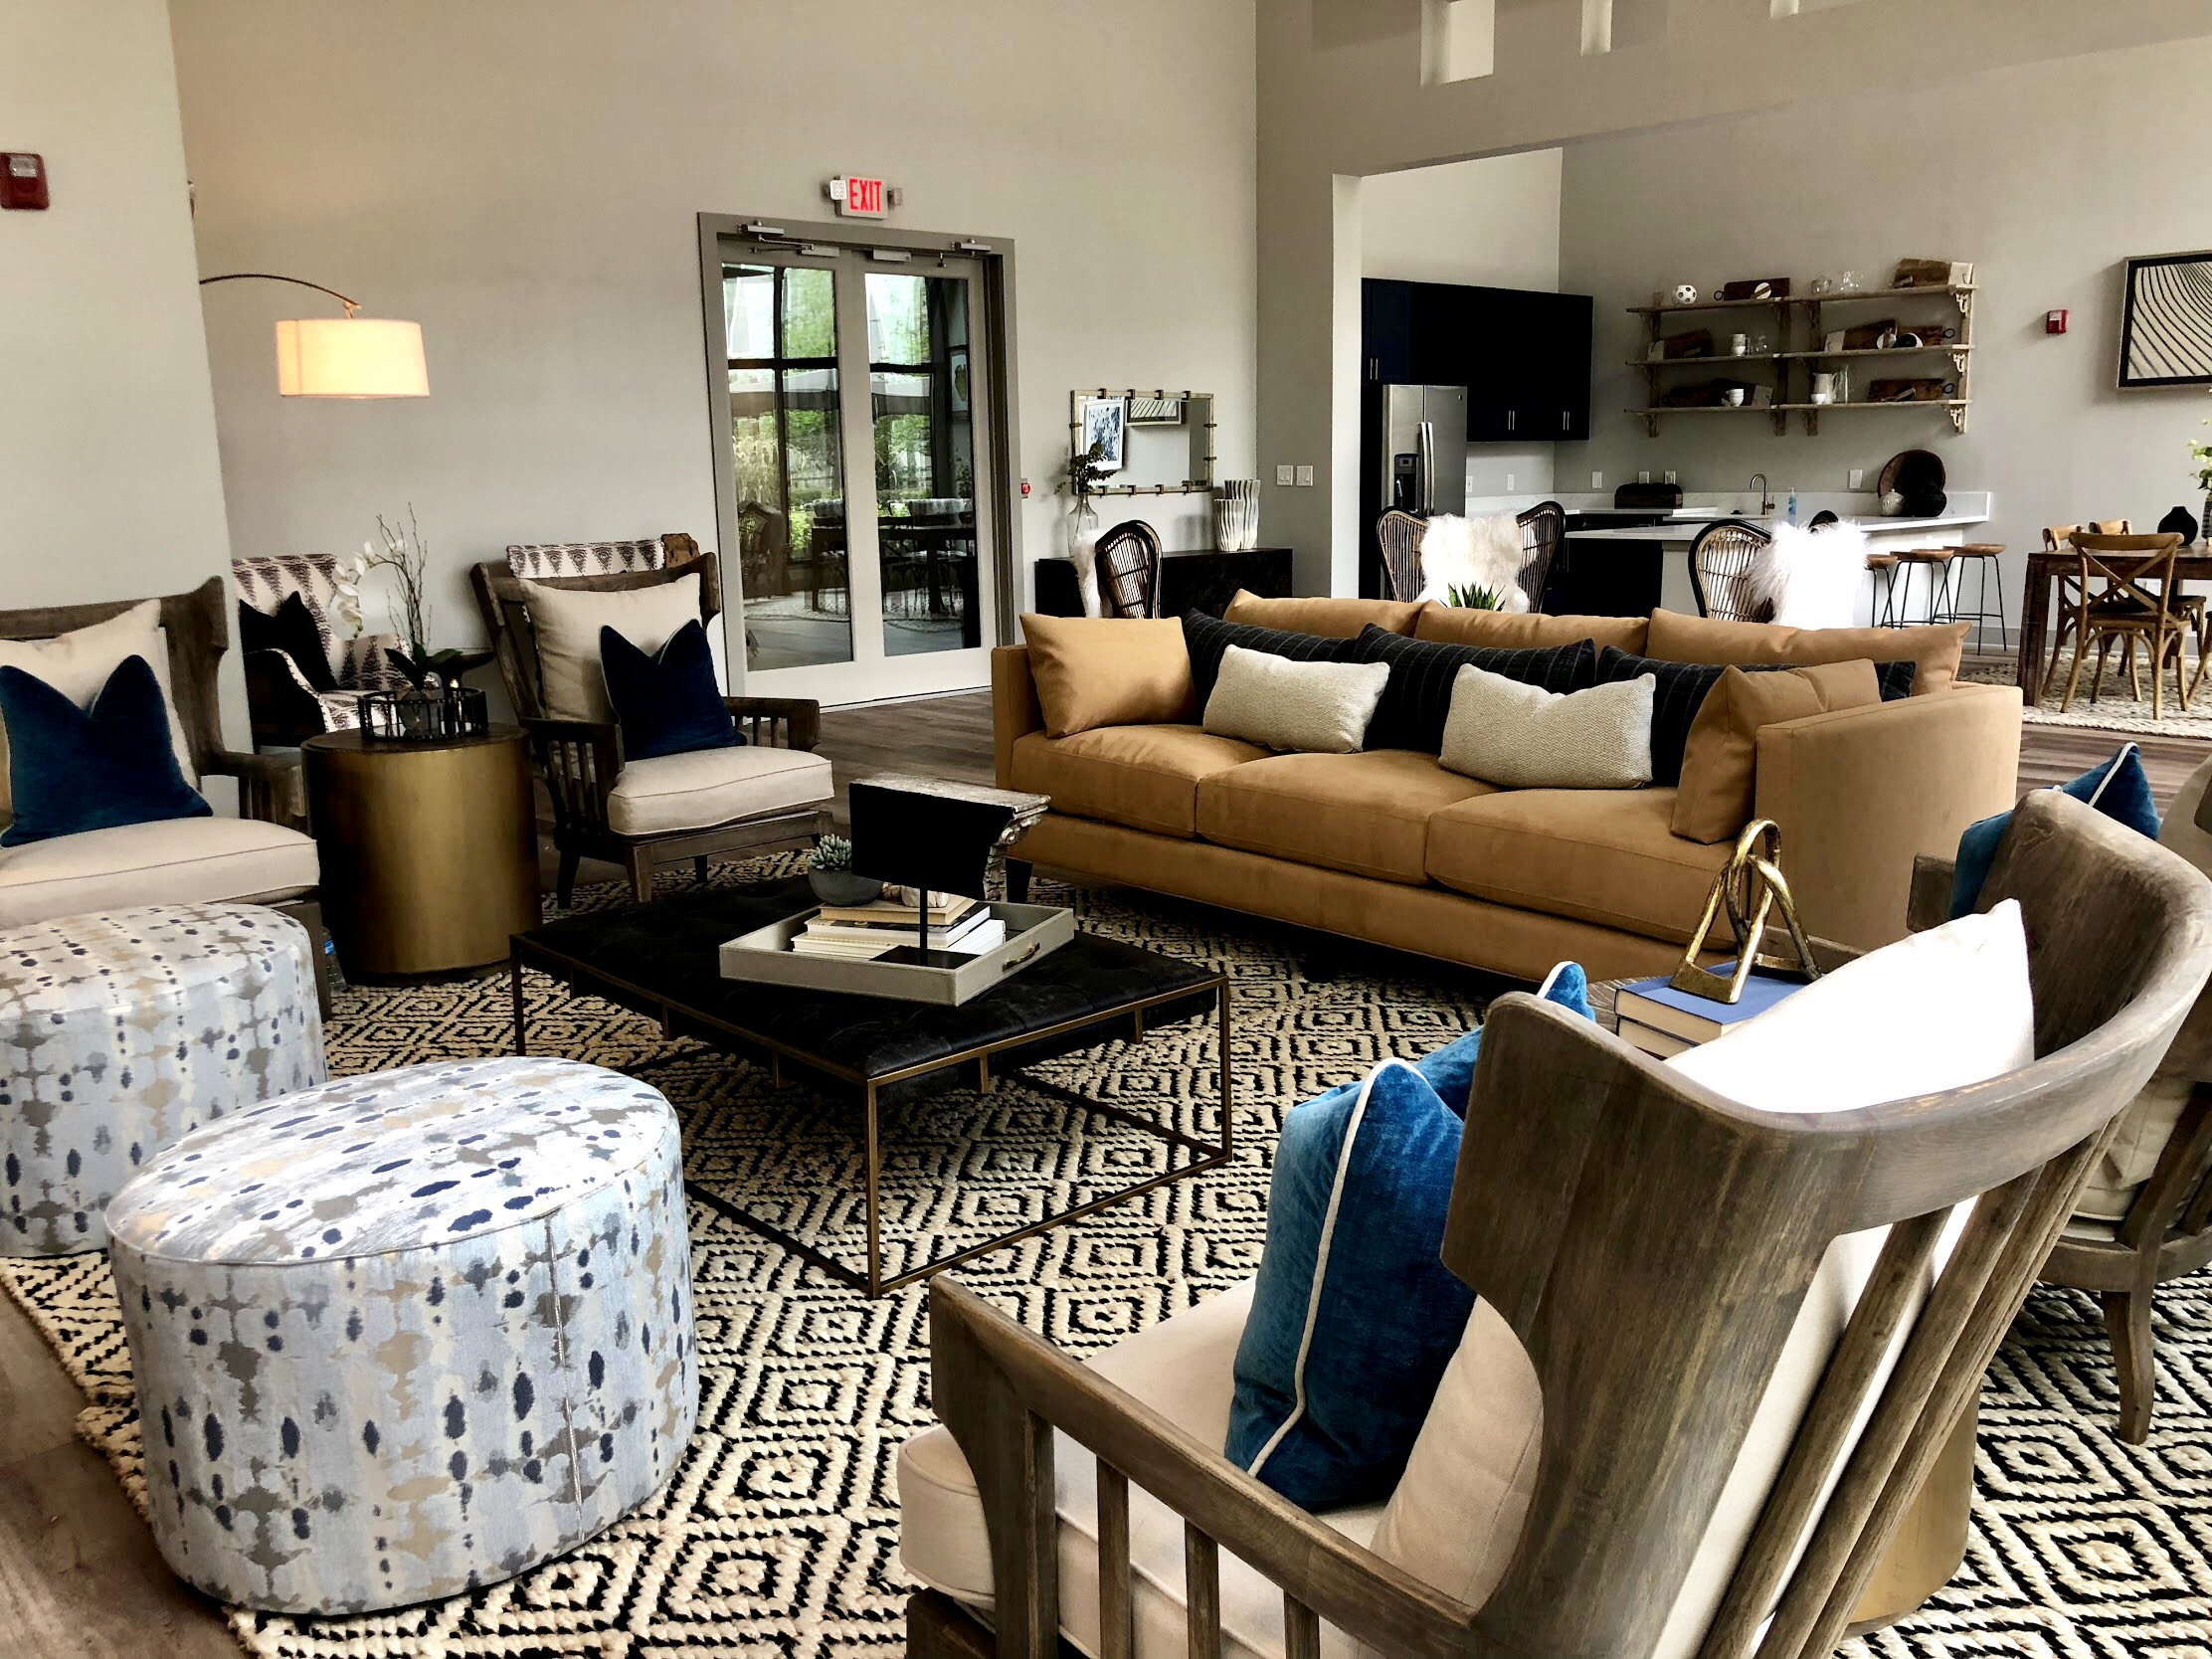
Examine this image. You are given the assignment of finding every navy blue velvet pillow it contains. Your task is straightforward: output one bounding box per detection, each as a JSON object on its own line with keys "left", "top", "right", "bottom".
{"left": 600, "top": 620, "right": 741, "bottom": 761}
{"left": 1949, "top": 744, "right": 2158, "bottom": 917}
{"left": 0, "top": 655, "right": 210, "bottom": 846}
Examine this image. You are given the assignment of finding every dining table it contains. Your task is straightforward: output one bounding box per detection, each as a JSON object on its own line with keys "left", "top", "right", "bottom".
{"left": 2015, "top": 545, "right": 2212, "bottom": 699}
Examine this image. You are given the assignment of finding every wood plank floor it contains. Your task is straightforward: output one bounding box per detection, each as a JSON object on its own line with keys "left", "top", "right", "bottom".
{"left": 1, "top": 690, "right": 2200, "bottom": 1657}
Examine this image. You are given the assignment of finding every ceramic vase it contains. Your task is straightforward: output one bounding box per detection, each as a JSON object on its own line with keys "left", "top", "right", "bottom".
{"left": 1213, "top": 478, "right": 1259, "bottom": 552}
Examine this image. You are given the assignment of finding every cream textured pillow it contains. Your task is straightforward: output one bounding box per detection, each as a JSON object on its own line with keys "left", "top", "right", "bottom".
{"left": 1201, "top": 645, "right": 1387, "bottom": 754}
{"left": 1438, "top": 662, "right": 1653, "bottom": 789}
{"left": 0, "top": 599, "right": 196, "bottom": 817}
{"left": 523, "top": 573, "right": 702, "bottom": 724}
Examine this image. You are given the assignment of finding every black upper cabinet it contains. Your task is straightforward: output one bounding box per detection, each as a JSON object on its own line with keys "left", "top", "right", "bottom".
{"left": 1361, "top": 279, "right": 1591, "bottom": 444}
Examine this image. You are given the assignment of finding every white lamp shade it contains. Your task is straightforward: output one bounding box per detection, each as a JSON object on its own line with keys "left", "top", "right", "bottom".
{"left": 274, "top": 316, "right": 429, "bottom": 398}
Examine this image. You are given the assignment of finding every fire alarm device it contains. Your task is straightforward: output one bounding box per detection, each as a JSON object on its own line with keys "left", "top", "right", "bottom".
{"left": 2, "top": 153, "right": 49, "bottom": 211}
{"left": 2046, "top": 309, "right": 2069, "bottom": 335}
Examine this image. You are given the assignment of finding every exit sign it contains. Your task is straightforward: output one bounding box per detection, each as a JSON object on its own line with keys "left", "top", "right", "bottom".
{"left": 832, "top": 175, "right": 887, "bottom": 218}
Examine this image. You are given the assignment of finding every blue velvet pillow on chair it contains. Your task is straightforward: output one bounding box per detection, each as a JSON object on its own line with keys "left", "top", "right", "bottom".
{"left": 1225, "top": 963, "right": 1592, "bottom": 1509}
{"left": 600, "top": 620, "right": 742, "bottom": 761}
{"left": 1949, "top": 743, "right": 2158, "bottom": 917}
{"left": 0, "top": 655, "right": 211, "bottom": 846}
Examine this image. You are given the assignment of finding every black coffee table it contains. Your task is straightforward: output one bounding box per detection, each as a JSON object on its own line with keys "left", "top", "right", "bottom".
{"left": 511, "top": 878, "right": 1230, "bottom": 1295}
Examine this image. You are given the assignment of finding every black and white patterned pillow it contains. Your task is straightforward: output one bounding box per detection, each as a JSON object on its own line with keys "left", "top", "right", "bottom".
{"left": 1183, "top": 611, "right": 1355, "bottom": 713}
{"left": 1348, "top": 625, "right": 1596, "bottom": 753}
{"left": 1595, "top": 647, "right": 1917, "bottom": 787}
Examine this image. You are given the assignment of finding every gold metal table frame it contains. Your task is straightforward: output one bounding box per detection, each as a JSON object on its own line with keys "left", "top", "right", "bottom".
{"left": 511, "top": 939, "right": 1231, "bottom": 1297}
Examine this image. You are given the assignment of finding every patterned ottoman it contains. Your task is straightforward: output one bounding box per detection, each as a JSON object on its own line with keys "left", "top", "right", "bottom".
{"left": 1, "top": 904, "right": 324, "bottom": 1256}
{"left": 104, "top": 1055, "right": 697, "bottom": 1614}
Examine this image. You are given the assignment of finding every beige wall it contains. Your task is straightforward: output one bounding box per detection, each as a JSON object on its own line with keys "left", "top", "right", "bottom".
{"left": 0, "top": 0, "right": 239, "bottom": 743}
{"left": 1560, "top": 35, "right": 2212, "bottom": 614}
{"left": 170, "top": 0, "right": 1256, "bottom": 695}
{"left": 1259, "top": 0, "right": 2212, "bottom": 595}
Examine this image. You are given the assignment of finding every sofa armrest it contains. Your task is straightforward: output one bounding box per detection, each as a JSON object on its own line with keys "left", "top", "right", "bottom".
{"left": 1754, "top": 682, "right": 2020, "bottom": 952}
{"left": 993, "top": 645, "right": 1042, "bottom": 788}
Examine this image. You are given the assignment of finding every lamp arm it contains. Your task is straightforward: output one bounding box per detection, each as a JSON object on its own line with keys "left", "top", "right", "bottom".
{"left": 197, "top": 273, "right": 364, "bottom": 317}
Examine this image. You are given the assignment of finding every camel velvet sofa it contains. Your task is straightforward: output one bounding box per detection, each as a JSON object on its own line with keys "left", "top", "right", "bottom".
{"left": 995, "top": 595, "right": 2023, "bottom": 982}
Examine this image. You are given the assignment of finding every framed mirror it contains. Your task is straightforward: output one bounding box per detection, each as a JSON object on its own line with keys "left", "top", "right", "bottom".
{"left": 1069, "top": 388, "right": 1215, "bottom": 496}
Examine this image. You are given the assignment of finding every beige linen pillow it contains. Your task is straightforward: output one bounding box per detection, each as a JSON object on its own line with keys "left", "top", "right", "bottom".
{"left": 1438, "top": 662, "right": 1654, "bottom": 789}
{"left": 1672, "top": 660, "right": 1882, "bottom": 843}
{"left": 1201, "top": 645, "right": 1388, "bottom": 754}
{"left": 522, "top": 573, "right": 701, "bottom": 724}
{"left": 1019, "top": 614, "right": 1196, "bottom": 738}
{"left": 0, "top": 599, "right": 197, "bottom": 816}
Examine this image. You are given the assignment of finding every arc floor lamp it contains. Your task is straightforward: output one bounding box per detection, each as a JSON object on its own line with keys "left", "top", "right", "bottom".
{"left": 198, "top": 273, "right": 429, "bottom": 398}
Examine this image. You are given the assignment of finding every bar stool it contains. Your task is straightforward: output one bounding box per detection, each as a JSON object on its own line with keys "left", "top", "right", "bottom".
{"left": 1891, "top": 549, "right": 1955, "bottom": 628}
{"left": 1942, "top": 543, "right": 2008, "bottom": 652}
{"left": 1866, "top": 552, "right": 1903, "bottom": 626}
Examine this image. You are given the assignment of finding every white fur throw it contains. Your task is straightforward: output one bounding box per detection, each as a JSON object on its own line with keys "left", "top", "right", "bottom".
{"left": 1747, "top": 522, "right": 1871, "bottom": 629}
{"left": 1416, "top": 514, "right": 1531, "bottom": 612}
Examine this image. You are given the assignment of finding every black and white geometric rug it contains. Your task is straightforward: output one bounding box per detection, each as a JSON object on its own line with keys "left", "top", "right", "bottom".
{"left": 4, "top": 865, "right": 2210, "bottom": 1658}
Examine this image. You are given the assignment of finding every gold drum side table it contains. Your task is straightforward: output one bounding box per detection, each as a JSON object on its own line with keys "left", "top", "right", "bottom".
{"left": 303, "top": 726, "right": 539, "bottom": 981}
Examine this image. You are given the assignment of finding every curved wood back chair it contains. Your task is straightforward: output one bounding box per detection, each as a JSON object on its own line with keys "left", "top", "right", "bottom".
{"left": 1514, "top": 501, "right": 1566, "bottom": 613}
{"left": 1689, "top": 519, "right": 1774, "bottom": 622}
{"left": 916, "top": 790, "right": 2212, "bottom": 1659}
{"left": 1378, "top": 510, "right": 1428, "bottom": 603}
{"left": 1093, "top": 520, "right": 1164, "bottom": 619}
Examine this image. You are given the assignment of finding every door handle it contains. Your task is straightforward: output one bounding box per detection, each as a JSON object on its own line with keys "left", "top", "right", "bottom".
{"left": 1418, "top": 421, "right": 1436, "bottom": 515}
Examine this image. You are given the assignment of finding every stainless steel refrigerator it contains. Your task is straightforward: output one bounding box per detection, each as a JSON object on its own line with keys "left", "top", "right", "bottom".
{"left": 1361, "top": 383, "right": 1468, "bottom": 596}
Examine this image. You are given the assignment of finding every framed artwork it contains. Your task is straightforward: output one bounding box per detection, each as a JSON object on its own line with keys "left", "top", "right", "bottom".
{"left": 1078, "top": 395, "right": 1127, "bottom": 471}
{"left": 2119, "top": 251, "right": 2212, "bottom": 388}
{"left": 1128, "top": 396, "right": 1185, "bottom": 426}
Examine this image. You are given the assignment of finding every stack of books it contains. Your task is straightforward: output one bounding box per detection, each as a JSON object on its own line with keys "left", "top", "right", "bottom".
{"left": 791, "top": 894, "right": 1007, "bottom": 961}
{"left": 1613, "top": 964, "right": 1805, "bottom": 1057}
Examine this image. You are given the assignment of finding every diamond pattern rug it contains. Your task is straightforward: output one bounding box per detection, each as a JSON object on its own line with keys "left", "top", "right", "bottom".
{"left": 5, "top": 863, "right": 2211, "bottom": 1657}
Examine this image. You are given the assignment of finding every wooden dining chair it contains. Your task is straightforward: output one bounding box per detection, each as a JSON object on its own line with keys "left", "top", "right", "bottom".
{"left": 2038, "top": 523, "right": 2131, "bottom": 701}
{"left": 2059, "top": 531, "right": 2192, "bottom": 718}
{"left": 1092, "top": 520, "right": 1164, "bottom": 619}
{"left": 1688, "top": 518, "right": 1773, "bottom": 622}
{"left": 1377, "top": 509, "right": 1427, "bottom": 603}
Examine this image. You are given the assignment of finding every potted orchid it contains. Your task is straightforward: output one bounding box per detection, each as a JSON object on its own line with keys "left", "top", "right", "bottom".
{"left": 359, "top": 505, "right": 473, "bottom": 688}
{"left": 2192, "top": 400, "right": 2212, "bottom": 546}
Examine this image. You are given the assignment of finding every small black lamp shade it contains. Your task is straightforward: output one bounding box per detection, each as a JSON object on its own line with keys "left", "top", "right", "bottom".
{"left": 847, "top": 776, "right": 1049, "bottom": 901}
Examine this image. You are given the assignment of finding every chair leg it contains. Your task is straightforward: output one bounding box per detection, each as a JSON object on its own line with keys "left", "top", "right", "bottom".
{"left": 2061, "top": 632, "right": 2090, "bottom": 712}
{"left": 2124, "top": 635, "right": 2141, "bottom": 701}
{"left": 626, "top": 845, "right": 655, "bottom": 903}
{"left": 555, "top": 848, "right": 581, "bottom": 909}
{"left": 2101, "top": 1289, "right": 2157, "bottom": 1443}
{"left": 693, "top": 855, "right": 711, "bottom": 885}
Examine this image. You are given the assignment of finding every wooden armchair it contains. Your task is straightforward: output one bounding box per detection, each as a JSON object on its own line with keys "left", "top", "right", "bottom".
{"left": 0, "top": 578, "right": 329, "bottom": 1009}
{"left": 1378, "top": 504, "right": 1567, "bottom": 608}
{"left": 1689, "top": 519, "right": 1774, "bottom": 622}
{"left": 910, "top": 790, "right": 2212, "bottom": 1659}
{"left": 469, "top": 544, "right": 831, "bottom": 905}
{"left": 1094, "top": 521, "right": 1164, "bottom": 619}
{"left": 231, "top": 552, "right": 408, "bottom": 747}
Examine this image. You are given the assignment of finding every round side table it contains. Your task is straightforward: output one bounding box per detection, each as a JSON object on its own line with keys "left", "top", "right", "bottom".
{"left": 302, "top": 726, "right": 539, "bottom": 981}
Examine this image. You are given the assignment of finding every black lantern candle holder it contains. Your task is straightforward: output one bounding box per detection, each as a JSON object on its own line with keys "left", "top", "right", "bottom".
{"left": 357, "top": 683, "right": 489, "bottom": 743}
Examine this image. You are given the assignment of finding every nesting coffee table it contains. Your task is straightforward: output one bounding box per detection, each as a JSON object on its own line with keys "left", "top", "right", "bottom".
{"left": 512, "top": 877, "right": 1230, "bottom": 1295}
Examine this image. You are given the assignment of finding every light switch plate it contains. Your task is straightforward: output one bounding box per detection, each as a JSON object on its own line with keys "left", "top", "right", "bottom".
{"left": 1849, "top": 467, "right": 1866, "bottom": 489}
{"left": 1506, "top": 472, "right": 1517, "bottom": 491}
{"left": 1275, "top": 463, "right": 1295, "bottom": 486}
{"left": 1639, "top": 470, "right": 1652, "bottom": 484}
{"left": 1590, "top": 470, "right": 1603, "bottom": 489}
{"left": 1296, "top": 464, "right": 1315, "bottom": 487}
{"left": 1665, "top": 470, "right": 1678, "bottom": 485}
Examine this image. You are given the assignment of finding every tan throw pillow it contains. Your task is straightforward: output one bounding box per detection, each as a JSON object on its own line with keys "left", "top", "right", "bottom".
{"left": 522, "top": 573, "right": 702, "bottom": 724}
{"left": 1672, "top": 660, "right": 1881, "bottom": 843}
{"left": 1439, "top": 662, "right": 1654, "bottom": 789}
{"left": 1416, "top": 606, "right": 1650, "bottom": 654}
{"left": 1019, "top": 613, "right": 1196, "bottom": 738}
{"left": 1645, "top": 609, "right": 1965, "bottom": 695}
{"left": 1222, "top": 591, "right": 1423, "bottom": 640}
{"left": 1201, "top": 645, "right": 1389, "bottom": 754}
{"left": 0, "top": 599, "right": 196, "bottom": 817}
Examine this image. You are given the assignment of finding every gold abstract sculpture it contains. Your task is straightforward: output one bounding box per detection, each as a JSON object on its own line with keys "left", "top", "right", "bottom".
{"left": 1670, "top": 819, "right": 1822, "bottom": 1004}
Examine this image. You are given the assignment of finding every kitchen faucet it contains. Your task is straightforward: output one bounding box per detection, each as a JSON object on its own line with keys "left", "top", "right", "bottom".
{"left": 1749, "top": 473, "right": 1773, "bottom": 516}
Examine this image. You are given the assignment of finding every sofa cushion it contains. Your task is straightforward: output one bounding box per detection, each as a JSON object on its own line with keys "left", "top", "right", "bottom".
{"left": 0, "top": 816, "right": 318, "bottom": 930}
{"left": 1224, "top": 590, "right": 1424, "bottom": 640}
{"left": 1949, "top": 743, "right": 2157, "bottom": 918}
{"left": 0, "top": 598, "right": 197, "bottom": 817}
{"left": 605, "top": 743, "right": 832, "bottom": 836}
{"left": 1597, "top": 647, "right": 1910, "bottom": 790}
{"left": 1184, "top": 612, "right": 1355, "bottom": 711}
{"left": 1201, "top": 647, "right": 1391, "bottom": 755}
{"left": 1672, "top": 661, "right": 1883, "bottom": 843}
{"left": 1198, "top": 750, "right": 1496, "bottom": 883}
{"left": 523, "top": 571, "right": 702, "bottom": 723}
{"left": 1439, "top": 664, "right": 1655, "bottom": 791}
{"left": 899, "top": 1280, "right": 1389, "bottom": 1659}
{"left": 601, "top": 618, "right": 740, "bottom": 760}
{"left": 0, "top": 655, "right": 212, "bottom": 846}
{"left": 1415, "top": 607, "right": 1649, "bottom": 654}
{"left": 1645, "top": 608, "right": 1966, "bottom": 695}
{"left": 1348, "top": 626, "right": 1596, "bottom": 754}
{"left": 1019, "top": 613, "right": 1197, "bottom": 737}
{"left": 1424, "top": 786, "right": 1731, "bottom": 942}
{"left": 1011, "top": 725, "right": 1268, "bottom": 839}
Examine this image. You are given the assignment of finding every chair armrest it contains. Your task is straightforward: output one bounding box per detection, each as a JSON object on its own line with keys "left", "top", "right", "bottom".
{"left": 993, "top": 646, "right": 1042, "bottom": 788}
{"left": 205, "top": 748, "right": 307, "bottom": 830}
{"left": 522, "top": 715, "right": 622, "bottom": 831}
{"left": 927, "top": 1277, "right": 1477, "bottom": 1659}
{"left": 1755, "top": 683, "right": 2020, "bottom": 953}
{"left": 726, "top": 695, "right": 821, "bottom": 752}
{"left": 1908, "top": 855, "right": 1958, "bottom": 934}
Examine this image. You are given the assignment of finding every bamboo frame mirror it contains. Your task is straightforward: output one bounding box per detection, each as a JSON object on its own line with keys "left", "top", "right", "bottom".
{"left": 1068, "top": 388, "right": 1216, "bottom": 497}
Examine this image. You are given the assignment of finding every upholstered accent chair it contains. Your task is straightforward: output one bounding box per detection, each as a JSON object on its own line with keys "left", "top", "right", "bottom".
{"left": 231, "top": 553, "right": 408, "bottom": 747}
{"left": 905, "top": 791, "right": 2212, "bottom": 1659}
{"left": 0, "top": 579, "right": 329, "bottom": 1009}
{"left": 470, "top": 549, "right": 831, "bottom": 905}
{"left": 505, "top": 535, "right": 677, "bottom": 581}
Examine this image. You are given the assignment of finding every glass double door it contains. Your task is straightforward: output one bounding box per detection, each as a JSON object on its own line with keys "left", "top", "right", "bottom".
{"left": 718, "top": 242, "right": 997, "bottom": 703}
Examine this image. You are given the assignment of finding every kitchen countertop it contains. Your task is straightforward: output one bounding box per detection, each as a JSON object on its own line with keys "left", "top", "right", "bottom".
{"left": 1565, "top": 510, "right": 1990, "bottom": 544}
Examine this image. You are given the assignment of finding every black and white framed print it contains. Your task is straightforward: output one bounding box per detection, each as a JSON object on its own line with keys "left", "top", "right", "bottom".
{"left": 1078, "top": 395, "right": 1127, "bottom": 471}
{"left": 2120, "top": 251, "right": 2212, "bottom": 388}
